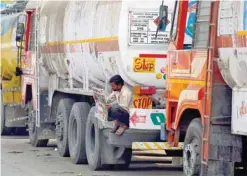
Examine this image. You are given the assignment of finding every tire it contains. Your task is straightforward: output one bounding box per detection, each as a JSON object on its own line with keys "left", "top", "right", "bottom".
{"left": 68, "top": 102, "right": 90, "bottom": 164}
{"left": 183, "top": 118, "right": 202, "bottom": 176}
{"left": 1, "top": 101, "right": 12, "bottom": 135}
{"left": 27, "top": 102, "right": 49, "bottom": 147}
{"left": 86, "top": 107, "right": 132, "bottom": 170}
{"left": 56, "top": 98, "right": 75, "bottom": 157}
{"left": 85, "top": 106, "right": 102, "bottom": 170}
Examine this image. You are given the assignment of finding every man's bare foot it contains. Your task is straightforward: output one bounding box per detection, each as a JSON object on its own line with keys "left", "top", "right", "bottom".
{"left": 110, "top": 120, "right": 119, "bottom": 133}
{"left": 115, "top": 125, "right": 128, "bottom": 136}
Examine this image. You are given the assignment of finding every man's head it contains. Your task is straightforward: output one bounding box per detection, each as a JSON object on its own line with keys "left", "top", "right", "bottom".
{"left": 109, "top": 75, "right": 124, "bottom": 92}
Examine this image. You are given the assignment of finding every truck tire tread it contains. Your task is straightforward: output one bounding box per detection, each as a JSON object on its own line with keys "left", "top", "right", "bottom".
{"left": 183, "top": 118, "right": 202, "bottom": 176}
{"left": 68, "top": 102, "right": 90, "bottom": 164}
{"left": 85, "top": 106, "right": 102, "bottom": 170}
{"left": 56, "top": 98, "right": 75, "bottom": 157}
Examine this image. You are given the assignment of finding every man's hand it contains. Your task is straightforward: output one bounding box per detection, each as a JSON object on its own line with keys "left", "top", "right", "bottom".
{"left": 106, "top": 104, "right": 111, "bottom": 110}
{"left": 93, "top": 96, "right": 98, "bottom": 101}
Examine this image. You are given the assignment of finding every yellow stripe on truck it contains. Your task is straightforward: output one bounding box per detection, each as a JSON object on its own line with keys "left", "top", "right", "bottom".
{"left": 47, "top": 36, "right": 118, "bottom": 45}
{"left": 168, "top": 79, "right": 205, "bottom": 86}
{"left": 132, "top": 142, "right": 184, "bottom": 151}
{"left": 237, "top": 30, "right": 247, "bottom": 36}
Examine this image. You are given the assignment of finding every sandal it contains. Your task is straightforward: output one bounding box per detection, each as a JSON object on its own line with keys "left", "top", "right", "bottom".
{"left": 115, "top": 125, "right": 128, "bottom": 136}
{"left": 110, "top": 120, "right": 119, "bottom": 133}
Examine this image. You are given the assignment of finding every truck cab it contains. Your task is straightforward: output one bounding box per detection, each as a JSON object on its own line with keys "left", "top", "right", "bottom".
{"left": 1, "top": 12, "right": 28, "bottom": 135}
{"left": 163, "top": 0, "right": 247, "bottom": 175}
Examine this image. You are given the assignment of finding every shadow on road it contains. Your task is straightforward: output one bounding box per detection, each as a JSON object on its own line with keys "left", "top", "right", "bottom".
{"left": 128, "top": 165, "right": 183, "bottom": 172}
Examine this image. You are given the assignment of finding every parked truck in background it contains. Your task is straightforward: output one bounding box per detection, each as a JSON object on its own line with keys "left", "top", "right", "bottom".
{"left": 162, "top": 0, "right": 247, "bottom": 175}
{"left": 17, "top": 0, "right": 184, "bottom": 170}
{"left": 1, "top": 12, "right": 28, "bottom": 135}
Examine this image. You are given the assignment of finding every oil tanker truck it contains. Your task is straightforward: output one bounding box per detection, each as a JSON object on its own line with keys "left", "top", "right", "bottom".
{"left": 16, "top": 0, "right": 247, "bottom": 175}
{"left": 18, "top": 0, "right": 183, "bottom": 170}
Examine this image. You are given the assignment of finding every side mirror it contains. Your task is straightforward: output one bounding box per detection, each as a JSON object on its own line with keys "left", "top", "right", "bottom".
{"left": 15, "top": 67, "right": 23, "bottom": 76}
{"left": 16, "top": 23, "right": 25, "bottom": 42}
{"left": 155, "top": 1, "right": 169, "bottom": 38}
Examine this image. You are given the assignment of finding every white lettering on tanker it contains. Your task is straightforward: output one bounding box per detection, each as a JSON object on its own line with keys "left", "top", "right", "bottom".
{"left": 128, "top": 9, "right": 171, "bottom": 45}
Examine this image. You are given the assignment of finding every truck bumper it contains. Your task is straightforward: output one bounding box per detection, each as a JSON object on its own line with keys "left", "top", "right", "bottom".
{"left": 107, "top": 128, "right": 160, "bottom": 148}
{"left": 98, "top": 120, "right": 160, "bottom": 148}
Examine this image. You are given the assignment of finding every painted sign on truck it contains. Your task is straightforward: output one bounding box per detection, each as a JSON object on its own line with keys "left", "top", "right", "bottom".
{"left": 133, "top": 57, "right": 155, "bottom": 73}
{"left": 133, "top": 94, "right": 152, "bottom": 109}
{"left": 129, "top": 108, "right": 165, "bottom": 129}
{"left": 128, "top": 9, "right": 171, "bottom": 45}
{"left": 184, "top": 0, "right": 197, "bottom": 45}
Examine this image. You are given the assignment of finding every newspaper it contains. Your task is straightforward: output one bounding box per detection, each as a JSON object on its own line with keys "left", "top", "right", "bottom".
{"left": 91, "top": 87, "right": 107, "bottom": 104}
{"left": 92, "top": 87, "right": 108, "bottom": 121}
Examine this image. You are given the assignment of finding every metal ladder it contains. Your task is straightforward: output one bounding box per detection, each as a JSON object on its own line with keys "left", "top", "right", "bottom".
{"left": 30, "top": 14, "right": 37, "bottom": 52}
{"left": 193, "top": 1, "right": 211, "bottom": 49}
{"left": 199, "top": 1, "right": 218, "bottom": 173}
{"left": 34, "top": 11, "right": 41, "bottom": 128}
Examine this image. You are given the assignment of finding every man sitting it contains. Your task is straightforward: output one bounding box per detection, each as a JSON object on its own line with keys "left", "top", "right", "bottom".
{"left": 106, "top": 75, "right": 132, "bottom": 136}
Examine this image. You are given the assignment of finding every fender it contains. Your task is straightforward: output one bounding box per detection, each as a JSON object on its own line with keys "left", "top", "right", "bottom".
{"left": 173, "top": 86, "right": 205, "bottom": 129}
{"left": 174, "top": 99, "right": 204, "bottom": 130}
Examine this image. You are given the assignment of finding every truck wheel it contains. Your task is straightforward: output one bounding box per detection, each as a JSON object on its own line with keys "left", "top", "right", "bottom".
{"left": 68, "top": 102, "right": 90, "bottom": 164}
{"left": 183, "top": 118, "right": 202, "bottom": 176}
{"left": 28, "top": 102, "right": 48, "bottom": 147}
{"left": 56, "top": 98, "right": 75, "bottom": 157}
{"left": 86, "top": 106, "right": 102, "bottom": 170}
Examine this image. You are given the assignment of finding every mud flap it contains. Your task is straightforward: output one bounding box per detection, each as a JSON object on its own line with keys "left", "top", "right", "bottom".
{"left": 100, "top": 129, "right": 129, "bottom": 165}
{"left": 37, "top": 123, "right": 56, "bottom": 140}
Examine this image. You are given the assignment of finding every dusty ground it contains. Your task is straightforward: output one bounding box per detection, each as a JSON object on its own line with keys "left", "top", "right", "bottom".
{"left": 1, "top": 136, "right": 183, "bottom": 176}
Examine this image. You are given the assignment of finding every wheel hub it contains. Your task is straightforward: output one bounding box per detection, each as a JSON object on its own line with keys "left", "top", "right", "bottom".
{"left": 183, "top": 143, "right": 197, "bottom": 176}
{"left": 56, "top": 114, "right": 64, "bottom": 141}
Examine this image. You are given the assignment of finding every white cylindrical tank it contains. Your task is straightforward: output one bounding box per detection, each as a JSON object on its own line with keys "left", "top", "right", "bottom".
{"left": 217, "top": 1, "right": 247, "bottom": 88}
{"left": 36, "top": 0, "right": 175, "bottom": 90}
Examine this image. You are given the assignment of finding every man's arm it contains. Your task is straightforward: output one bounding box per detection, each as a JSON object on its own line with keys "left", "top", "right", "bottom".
{"left": 106, "top": 92, "right": 116, "bottom": 104}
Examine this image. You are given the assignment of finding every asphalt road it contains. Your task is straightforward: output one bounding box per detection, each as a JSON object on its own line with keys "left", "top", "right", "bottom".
{"left": 1, "top": 136, "right": 183, "bottom": 176}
